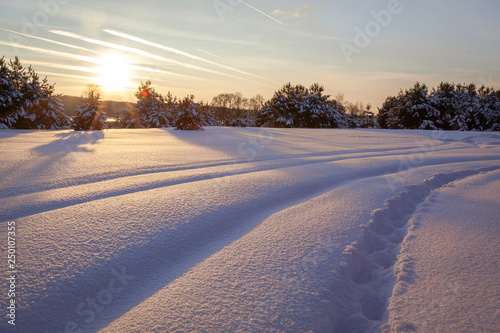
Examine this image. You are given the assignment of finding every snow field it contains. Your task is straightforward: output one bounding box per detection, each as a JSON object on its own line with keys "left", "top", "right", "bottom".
{"left": 337, "top": 166, "right": 499, "bottom": 332}
{"left": 384, "top": 170, "right": 500, "bottom": 332}
{"left": 0, "top": 128, "right": 499, "bottom": 333}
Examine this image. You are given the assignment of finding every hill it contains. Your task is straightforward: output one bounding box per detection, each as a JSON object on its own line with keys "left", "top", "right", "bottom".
{"left": 59, "top": 95, "right": 134, "bottom": 117}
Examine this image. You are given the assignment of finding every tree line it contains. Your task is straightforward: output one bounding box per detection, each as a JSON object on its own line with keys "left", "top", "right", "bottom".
{"left": 378, "top": 82, "right": 500, "bottom": 131}
{"left": 1, "top": 56, "right": 499, "bottom": 131}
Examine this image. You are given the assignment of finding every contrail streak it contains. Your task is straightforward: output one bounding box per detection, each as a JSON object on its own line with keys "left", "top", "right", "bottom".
{"left": 197, "top": 49, "right": 219, "bottom": 58}
{"left": 24, "top": 60, "right": 99, "bottom": 74}
{"left": 238, "top": 0, "right": 284, "bottom": 25}
{"left": 0, "top": 41, "right": 97, "bottom": 63}
{"left": 103, "top": 29, "right": 268, "bottom": 81}
{"left": 50, "top": 30, "right": 243, "bottom": 80}
{"left": 0, "top": 28, "right": 98, "bottom": 54}
{"left": 37, "top": 71, "right": 96, "bottom": 81}
{"left": 128, "top": 64, "right": 196, "bottom": 80}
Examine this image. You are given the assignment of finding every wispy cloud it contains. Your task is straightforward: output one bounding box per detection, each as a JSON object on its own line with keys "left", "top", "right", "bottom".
{"left": 272, "top": 5, "right": 313, "bottom": 20}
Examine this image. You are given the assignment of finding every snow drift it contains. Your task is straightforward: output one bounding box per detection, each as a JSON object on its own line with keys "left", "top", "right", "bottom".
{"left": 0, "top": 128, "right": 499, "bottom": 333}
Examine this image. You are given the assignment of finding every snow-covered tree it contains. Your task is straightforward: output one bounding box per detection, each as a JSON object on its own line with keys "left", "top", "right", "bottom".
{"left": 175, "top": 95, "right": 204, "bottom": 130}
{"left": 378, "top": 82, "right": 500, "bottom": 131}
{"left": 476, "top": 86, "right": 500, "bottom": 131}
{"left": 0, "top": 57, "right": 21, "bottom": 128}
{"left": 448, "top": 84, "right": 500, "bottom": 131}
{"left": 73, "top": 84, "right": 106, "bottom": 131}
{"left": 15, "top": 90, "right": 69, "bottom": 129}
{"left": 429, "top": 82, "right": 461, "bottom": 130}
{"left": 377, "top": 96, "right": 395, "bottom": 129}
{"left": 1, "top": 57, "right": 69, "bottom": 129}
{"left": 14, "top": 70, "right": 69, "bottom": 129}
{"left": 224, "top": 117, "right": 252, "bottom": 127}
{"left": 260, "top": 83, "right": 306, "bottom": 127}
{"left": 259, "top": 83, "right": 348, "bottom": 128}
{"left": 298, "top": 83, "right": 329, "bottom": 127}
{"left": 135, "top": 81, "right": 173, "bottom": 128}
{"left": 397, "top": 82, "right": 440, "bottom": 129}
{"left": 117, "top": 108, "right": 141, "bottom": 128}
{"left": 379, "top": 84, "right": 438, "bottom": 130}
{"left": 453, "top": 84, "right": 480, "bottom": 131}
{"left": 196, "top": 102, "right": 219, "bottom": 126}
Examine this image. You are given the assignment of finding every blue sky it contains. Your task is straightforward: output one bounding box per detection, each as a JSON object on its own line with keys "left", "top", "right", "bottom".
{"left": 1, "top": 0, "right": 499, "bottom": 108}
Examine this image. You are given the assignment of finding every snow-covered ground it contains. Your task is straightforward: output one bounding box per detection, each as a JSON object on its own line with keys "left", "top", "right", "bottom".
{"left": 0, "top": 128, "right": 499, "bottom": 333}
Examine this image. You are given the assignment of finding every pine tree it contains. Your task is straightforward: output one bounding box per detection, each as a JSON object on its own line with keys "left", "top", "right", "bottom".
{"left": 73, "top": 84, "right": 106, "bottom": 131}
{"left": 228, "top": 117, "right": 250, "bottom": 127}
{"left": 175, "top": 95, "right": 204, "bottom": 130}
{"left": 134, "top": 81, "right": 173, "bottom": 128}
{"left": 298, "top": 84, "right": 329, "bottom": 128}
{"left": 198, "top": 102, "right": 219, "bottom": 126}
{"left": 259, "top": 83, "right": 348, "bottom": 128}
{"left": 453, "top": 84, "right": 479, "bottom": 131}
{"left": 430, "top": 82, "right": 459, "bottom": 130}
{"left": 377, "top": 81, "right": 500, "bottom": 131}
{"left": 0, "top": 57, "right": 20, "bottom": 128}
{"left": 14, "top": 68, "right": 69, "bottom": 129}
{"left": 117, "top": 108, "right": 141, "bottom": 128}
{"left": 260, "top": 83, "right": 305, "bottom": 127}
{"left": 475, "top": 86, "right": 500, "bottom": 131}
{"left": 377, "top": 96, "right": 393, "bottom": 129}
{"left": 38, "top": 93, "right": 70, "bottom": 129}
{"left": 1, "top": 57, "right": 69, "bottom": 129}
{"left": 402, "top": 83, "right": 439, "bottom": 129}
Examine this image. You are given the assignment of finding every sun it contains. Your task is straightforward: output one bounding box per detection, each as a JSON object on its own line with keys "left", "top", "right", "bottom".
{"left": 95, "top": 53, "right": 132, "bottom": 93}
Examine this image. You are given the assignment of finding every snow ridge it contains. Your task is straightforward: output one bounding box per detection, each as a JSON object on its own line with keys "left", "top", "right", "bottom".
{"left": 332, "top": 166, "right": 500, "bottom": 333}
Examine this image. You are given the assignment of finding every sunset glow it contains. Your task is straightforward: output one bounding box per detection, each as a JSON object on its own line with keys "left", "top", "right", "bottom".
{"left": 1, "top": 1, "right": 500, "bottom": 331}
{"left": 95, "top": 53, "right": 132, "bottom": 93}
{"left": 1, "top": 1, "right": 499, "bottom": 105}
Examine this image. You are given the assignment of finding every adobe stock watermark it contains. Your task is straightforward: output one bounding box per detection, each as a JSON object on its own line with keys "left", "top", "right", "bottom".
{"left": 65, "top": 267, "right": 135, "bottom": 333}
{"left": 385, "top": 130, "right": 447, "bottom": 192}
{"left": 340, "top": 0, "right": 410, "bottom": 64}
{"left": 237, "top": 129, "right": 274, "bottom": 159}
{"left": 5, "top": 221, "right": 17, "bottom": 326}
{"left": 213, "top": 0, "right": 283, "bottom": 25}
{"left": 479, "top": 74, "right": 500, "bottom": 88}
{"left": 7, "top": 0, "right": 70, "bottom": 49}
{"left": 213, "top": 0, "right": 243, "bottom": 21}
{"left": 198, "top": 128, "right": 274, "bottom": 205}
{"left": 235, "top": 234, "right": 338, "bottom": 331}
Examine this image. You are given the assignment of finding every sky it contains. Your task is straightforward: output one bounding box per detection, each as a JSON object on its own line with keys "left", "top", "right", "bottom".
{"left": 1, "top": 0, "right": 499, "bottom": 109}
